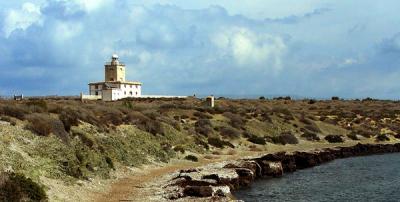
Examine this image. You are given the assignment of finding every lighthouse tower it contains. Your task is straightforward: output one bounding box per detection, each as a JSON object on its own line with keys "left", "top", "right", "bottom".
{"left": 105, "top": 54, "right": 126, "bottom": 82}
{"left": 88, "top": 54, "right": 142, "bottom": 101}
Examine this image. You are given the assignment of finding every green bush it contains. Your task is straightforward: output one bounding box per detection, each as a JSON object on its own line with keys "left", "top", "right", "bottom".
{"left": 26, "top": 114, "right": 54, "bottom": 136}
{"left": 301, "top": 131, "right": 320, "bottom": 141}
{"left": 207, "top": 137, "right": 234, "bottom": 148}
{"left": 195, "top": 119, "right": 213, "bottom": 136}
{"left": 0, "top": 172, "right": 47, "bottom": 202}
{"left": 193, "top": 111, "right": 212, "bottom": 119}
{"left": 26, "top": 113, "right": 69, "bottom": 142}
{"left": 247, "top": 135, "right": 266, "bottom": 145}
{"left": 26, "top": 100, "right": 48, "bottom": 113}
{"left": 173, "top": 145, "right": 185, "bottom": 153}
{"left": 347, "top": 133, "right": 359, "bottom": 140}
{"left": 376, "top": 134, "right": 390, "bottom": 142}
{"left": 184, "top": 155, "right": 198, "bottom": 162}
{"left": 219, "top": 126, "right": 240, "bottom": 139}
{"left": 325, "top": 135, "right": 344, "bottom": 143}
{"left": 223, "top": 112, "right": 245, "bottom": 129}
{"left": 125, "top": 111, "right": 164, "bottom": 135}
{"left": 0, "top": 105, "right": 28, "bottom": 120}
{"left": 59, "top": 110, "right": 79, "bottom": 132}
{"left": 270, "top": 132, "right": 299, "bottom": 145}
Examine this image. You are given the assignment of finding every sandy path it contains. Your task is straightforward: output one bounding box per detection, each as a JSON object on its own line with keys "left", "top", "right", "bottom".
{"left": 90, "top": 141, "right": 379, "bottom": 202}
{"left": 91, "top": 158, "right": 227, "bottom": 202}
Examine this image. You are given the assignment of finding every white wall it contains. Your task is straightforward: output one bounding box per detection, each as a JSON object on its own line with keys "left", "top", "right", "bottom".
{"left": 88, "top": 83, "right": 142, "bottom": 101}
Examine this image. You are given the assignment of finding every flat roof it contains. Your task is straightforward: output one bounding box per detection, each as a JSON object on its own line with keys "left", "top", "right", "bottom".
{"left": 88, "top": 81, "right": 142, "bottom": 85}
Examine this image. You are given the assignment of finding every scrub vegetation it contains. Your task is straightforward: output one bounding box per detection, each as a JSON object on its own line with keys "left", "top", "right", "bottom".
{"left": 0, "top": 97, "right": 400, "bottom": 200}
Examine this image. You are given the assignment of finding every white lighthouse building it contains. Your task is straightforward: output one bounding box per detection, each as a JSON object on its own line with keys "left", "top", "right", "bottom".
{"left": 87, "top": 54, "right": 142, "bottom": 101}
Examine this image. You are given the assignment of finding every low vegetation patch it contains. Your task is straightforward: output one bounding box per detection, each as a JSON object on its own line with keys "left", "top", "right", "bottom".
{"left": 0, "top": 172, "right": 47, "bottom": 202}
{"left": 376, "top": 134, "right": 390, "bottom": 142}
{"left": 270, "top": 132, "right": 299, "bottom": 145}
{"left": 301, "top": 131, "right": 320, "bottom": 141}
{"left": 347, "top": 133, "right": 360, "bottom": 140}
{"left": 324, "top": 135, "right": 344, "bottom": 143}
{"left": 247, "top": 135, "right": 266, "bottom": 145}
{"left": 184, "top": 155, "right": 198, "bottom": 162}
{"left": 207, "top": 137, "right": 234, "bottom": 148}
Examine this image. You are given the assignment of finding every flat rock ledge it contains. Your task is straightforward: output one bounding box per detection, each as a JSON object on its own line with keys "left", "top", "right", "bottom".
{"left": 162, "top": 143, "right": 400, "bottom": 201}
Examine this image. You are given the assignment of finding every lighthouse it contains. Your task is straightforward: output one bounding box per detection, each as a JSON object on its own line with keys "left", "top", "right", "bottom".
{"left": 87, "top": 54, "right": 142, "bottom": 101}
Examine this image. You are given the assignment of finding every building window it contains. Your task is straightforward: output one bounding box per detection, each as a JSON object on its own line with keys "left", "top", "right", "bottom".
{"left": 124, "top": 91, "right": 126, "bottom": 95}
{"left": 120, "top": 68, "right": 122, "bottom": 71}
{"left": 95, "top": 92, "right": 98, "bottom": 96}
{"left": 136, "top": 92, "right": 138, "bottom": 95}
{"left": 130, "top": 91, "right": 132, "bottom": 95}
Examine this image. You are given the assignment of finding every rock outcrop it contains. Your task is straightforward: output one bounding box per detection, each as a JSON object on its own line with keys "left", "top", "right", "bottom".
{"left": 163, "top": 143, "right": 400, "bottom": 201}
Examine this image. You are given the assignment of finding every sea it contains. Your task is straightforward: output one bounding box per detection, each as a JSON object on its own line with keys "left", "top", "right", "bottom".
{"left": 234, "top": 153, "right": 400, "bottom": 202}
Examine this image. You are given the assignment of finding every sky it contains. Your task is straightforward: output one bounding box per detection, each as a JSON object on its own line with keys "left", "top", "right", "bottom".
{"left": 1, "top": 0, "right": 400, "bottom": 99}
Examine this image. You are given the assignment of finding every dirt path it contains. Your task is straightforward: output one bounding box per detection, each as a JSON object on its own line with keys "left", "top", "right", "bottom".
{"left": 90, "top": 155, "right": 241, "bottom": 202}
{"left": 92, "top": 162, "right": 200, "bottom": 201}
{"left": 90, "top": 141, "right": 376, "bottom": 202}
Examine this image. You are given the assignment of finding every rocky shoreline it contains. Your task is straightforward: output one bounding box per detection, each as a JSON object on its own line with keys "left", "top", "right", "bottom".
{"left": 162, "top": 143, "right": 400, "bottom": 201}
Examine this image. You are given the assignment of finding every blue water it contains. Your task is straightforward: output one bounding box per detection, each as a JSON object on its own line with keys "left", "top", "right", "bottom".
{"left": 234, "top": 153, "right": 400, "bottom": 202}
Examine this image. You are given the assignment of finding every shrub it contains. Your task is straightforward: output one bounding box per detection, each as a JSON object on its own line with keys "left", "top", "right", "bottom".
{"left": 207, "top": 137, "right": 234, "bottom": 148}
{"left": 184, "top": 155, "right": 198, "bottom": 162}
{"left": 272, "top": 107, "right": 294, "bottom": 120}
{"left": 195, "top": 119, "right": 212, "bottom": 136}
{"left": 105, "top": 156, "right": 114, "bottom": 169}
{"left": 347, "top": 133, "right": 359, "bottom": 140}
{"left": 73, "top": 130, "right": 95, "bottom": 148}
{"left": 0, "top": 106, "right": 27, "bottom": 120}
{"left": 308, "top": 99, "right": 316, "bottom": 104}
{"left": 394, "top": 134, "right": 400, "bottom": 139}
{"left": 353, "top": 128, "right": 373, "bottom": 138}
{"left": 324, "top": 135, "right": 344, "bottom": 143}
{"left": 376, "top": 134, "right": 390, "bottom": 142}
{"left": 299, "top": 115, "right": 313, "bottom": 125}
{"left": 301, "top": 131, "right": 320, "bottom": 141}
{"left": 259, "top": 96, "right": 266, "bottom": 100}
{"left": 0, "top": 172, "right": 47, "bottom": 202}
{"left": 273, "top": 96, "right": 291, "bottom": 100}
{"left": 247, "top": 135, "right": 266, "bottom": 145}
{"left": 99, "top": 108, "right": 124, "bottom": 126}
{"left": 304, "top": 124, "right": 321, "bottom": 133}
{"left": 26, "top": 113, "right": 69, "bottom": 142}
{"left": 125, "top": 111, "right": 164, "bottom": 135}
{"left": 59, "top": 110, "right": 79, "bottom": 132}
{"left": 0, "top": 116, "right": 16, "bottom": 126}
{"left": 270, "top": 132, "right": 299, "bottom": 145}
{"left": 25, "top": 114, "right": 53, "bottom": 136}
{"left": 194, "top": 138, "right": 209, "bottom": 150}
{"left": 193, "top": 111, "right": 212, "bottom": 119}
{"left": 173, "top": 145, "right": 185, "bottom": 153}
{"left": 223, "top": 112, "right": 246, "bottom": 129}
{"left": 260, "top": 112, "right": 272, "bottom": 123}
{"left": 219, "top": 126, "right": 240, "bottom": 139}
{"left": 331, "top": 96, "right": 340, "bottom": 100}
{"left": 26, "top": 100, "right": 48, "bottom": 112}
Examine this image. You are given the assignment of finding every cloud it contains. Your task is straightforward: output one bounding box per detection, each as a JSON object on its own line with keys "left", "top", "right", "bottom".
{"left": 380, "top": 32, "right": 400, "bottom": 54}
{"left": 212, "top": 27, "right": 286, "bottom": 70}
{"left": 264, "top": 8, "right": 331, "bottom": 24}
{"left": 1, "top": 1, "right": 400, "bottom": 99}
{"left": 2, "top": 2, "right": 42, "bottom": 37}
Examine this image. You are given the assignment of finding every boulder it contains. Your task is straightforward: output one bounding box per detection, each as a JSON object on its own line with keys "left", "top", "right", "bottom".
{"left": 183, "top": 186, "right": 213, "bottom": 197}
{"left": 260, "top": 161, "right": 283, "bottom": 177}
